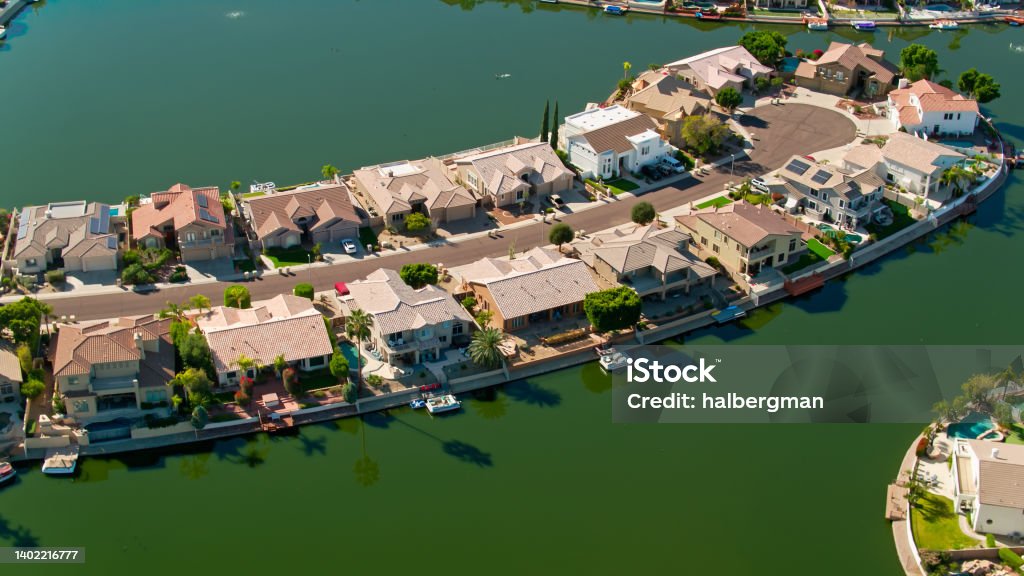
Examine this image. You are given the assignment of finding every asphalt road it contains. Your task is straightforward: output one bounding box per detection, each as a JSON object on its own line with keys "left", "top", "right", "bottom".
{"left": 49, "top": 104, "right": 856, "bottom": 321}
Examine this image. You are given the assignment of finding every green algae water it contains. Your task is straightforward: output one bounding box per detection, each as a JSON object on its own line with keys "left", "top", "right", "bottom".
{"left": 1, "top": 1, "right": 1023, "bottom": 574}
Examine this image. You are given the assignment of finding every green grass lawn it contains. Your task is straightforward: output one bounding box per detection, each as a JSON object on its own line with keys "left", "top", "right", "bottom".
{"left": 911, "top": 492, "right": 979, "bottom": 551}
{"left": 1006, "top": 424, "right": 1024, "bottom": 446}
{"left": 358, "top": 226, "right": 378, "bottom": 249}
{"left": 781, "top": 252, "right": 824, "bottom": 275}
{"left": 604, "top": 178, "right": 640, "bottom": 195}
{"left": 807, "top": 238, "right": 835, "bottom": 260}
{"left": 299, "top": 368, "right": 340, "bottom": 392}
{"left": 867, "top": 199, "right": 918, "bottom": 240}
{"left": 264, "top": 247, "right": 312, "bottom": 267}
{"left": 241, "top": 191, "right": 266, "bottom": 199}
{"left": 696, "top": 196, "right": 733, "bottom": 209}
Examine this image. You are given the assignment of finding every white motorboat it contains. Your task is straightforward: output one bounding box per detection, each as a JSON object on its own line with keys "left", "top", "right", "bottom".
{"left": 0, "top": 461, "right": 16, "bottom": 485}
{"left": 0, "top": 26, "right": 7, "bottom": 40}
{"left": 425, "top": 394, "right": 461, "bottom": 415}
{"left": 807, "top": 19, "right": 829, "bottom": 31}
{"left": 599, "top": 351, "right": 629, "bottom": 372}
{"left": 929, "top": 19, "right": 960, "bottom": 30}
{"left": 42, "top": 446, "right": 79, "bottom": 475}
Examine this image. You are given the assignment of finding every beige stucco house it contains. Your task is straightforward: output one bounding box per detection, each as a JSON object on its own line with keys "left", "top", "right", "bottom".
{"left": 453, "top": 142, "right": 574, "bottom": 209}
{"left": 244, "top": 184, "right": 361, "bottom": 250}
{"left": 665, "top": 46, "right": 771, "bottom": 96}
{"left": 953, "top": 439, "right": 1024, "bottom": 536}
{"left": 625, "top": 71, "right": 710, "bottom": 150}
{"left": 10, "top": 201, "right": 118, "bottom": 275}
{"left": 131, "top": 183, "right": 234, "bottom": 263}
{"left": 0, "top": 341, "right": 22, "bottom": 407}
{"left": 843, "top": 132, "right": 966, "bottom": 198}
{"left": 793, "top": 42, "right": 899, "bottom": 100}
{"left": 352, "top": 158, "right": 477, "bottom": 229}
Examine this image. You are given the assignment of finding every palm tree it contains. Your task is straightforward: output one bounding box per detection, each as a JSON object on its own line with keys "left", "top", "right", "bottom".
{"left": 467, "top": 327, "right": 504, "bottom": 370}
{"left": 235, "top": 354, "right": 256, "bottom": 381}
{"left": 188, "top": 294, "right": 211, "bottom": 314}
{"left": 159, "top": 301, "right": 189, "bottom": 323}
{"left": 321, "top": 164, "right": 340, "bottom": 182}
{"left": 623, "top": 61, "right": 632, "bottom": 79}
{"left": 37, "top": 301, "right": 53, "bottom": 337}
{"left": 273, "top": 354, "right": 287, "bottom": 377}
{"left": 345, "top": 309, "right": 373, "bottom": 398}
{"left": 940, "top": 164, "right": 974, "bottom": 197}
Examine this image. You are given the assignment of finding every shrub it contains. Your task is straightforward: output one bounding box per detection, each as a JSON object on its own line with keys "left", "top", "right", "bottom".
{"left": 282, "top": 367, "right": 299, "bottom": 396}
{"left": 631, "top": 201, "right": 656, "bottom": 225}
{"left": 239, "top": 376, "right": 254, "bottom": 394}
{"left": 293, "top": 283, "right": 314, "bottom": 300}
{"left": 674, "top": 150, "right": 695, "bottom": 170}
{"left": 51, "top": 392, "right": 66, "bottom": 414}
{"left": 404, "top": 212, "right": 431, "bottom": 233}
{"left": 20, "top": 378, "right": 45, "bottom": 400}
{"left": 366, "top": 374, "right": 383, "bottom": 387}
{"left": 583, "top": 286, "right": 642, "bottom": 332}
{"left": 329, "top": 350, "right": 349, "bottom": 382}
{"left": 399, "top": 263, "right": 438, "bottom": 289}
{"left": 45, "top": 270, "right": 65, "bottom": 285}
{"left": 460, "top": 296, "right": 477, "bottom": 312}
{"left": 224, "top": 285, "right": 251, "bottom": 309}
{"left": 169, "top": 266, "right": 188, "bottom": 283}
{"left": 985, "top": 533, "right": 996, "bottom": 548}
{"left": 999, "top": 548, "right": 1023, "bottom": 571}
{"left": 121, "top": 263, "right": 154, "bottom": 285}
{"left": 342, "top": 381, "right": 358, "bottom": 403}
{"left": 234, "top": 389, "right": 251, "bottom": 406}
{"left": 705, "top": 256, "right": 722, "bottom": 270}
{"left": 915, "top": 436, "right": 929, "bottom": 457}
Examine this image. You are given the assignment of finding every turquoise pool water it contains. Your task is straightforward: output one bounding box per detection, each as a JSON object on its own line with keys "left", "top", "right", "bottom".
{"left": 780, "top": 57, "right": 800, "bottom": 73}
{"left": 947, "top": 413, "right": 995, "bottom": 439}
{"left": 940, "top": 140, "right": 975, "bottom": 150}
{"left": 929, "top": 4, "right": 954, "bottom": 11}
{"left": 816, "top": 224, "right": 863, "bottom": 244}
{"left": 339, "top": 342, "right": 365, "bottom": 368}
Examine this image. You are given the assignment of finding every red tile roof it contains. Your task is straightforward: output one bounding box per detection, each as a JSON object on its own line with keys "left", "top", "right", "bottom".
{"left": 131, "top": 183, "right": 228, "bottom": 240}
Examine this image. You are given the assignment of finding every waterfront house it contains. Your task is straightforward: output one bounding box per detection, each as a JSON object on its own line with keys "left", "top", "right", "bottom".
{"left": 447, "top": 247, "right": 599, "bottom": 332}
{"left": 352, "top": 158, "right": 477, "bottom": 229}
{"left": 952, "top": 439, "right": 1024, "bottom": 536}
{"left": 561, "top": 105, "right": 674, "bottom": 180}
{"left": 131, "top": 183, "right": 234, "bottom": 263}
{"left": 624, "top": 71, "right": 710, "bottom": 149}
{"left": 842, "top": 132, "right": 965, "bottom": 198}
{"left": 453, "top": 141, "right": 574, "bottom": 209}
{"left": 664, "top": 46, "right": 772, "bottom": 96}
{"left": 0, "top": 341, "right": 22, "bottom": 407}
{"left": 50, "top": 315, "right": 175, "bottom": 425}
{"left": 675, "top": 203, "right": 805, "bottom": 283}
{"left": 794, "top": 42, "right": 899, "bottom": 99}
{"left": 752, "top": 0, "right": 808, "bottom": 8}
{"left": 884, "top": 79, "right": 980, "bottom": 137}
{"left": 195, "top": 294, "right": 335, "bottom": 386}
{"left": 10, "top": 201, "right": 118, "bottom": 275}
{"left": 776, "top": 155, "right": 885, "bottom": 229}
{"left": 339, "top": 268, "right": 473, "bottom": 366}
{"left": 244, "top": 184, "right": 361, "bottom": 251}
{"left": 573, "top": 224, "right": 716, "bottom": 301}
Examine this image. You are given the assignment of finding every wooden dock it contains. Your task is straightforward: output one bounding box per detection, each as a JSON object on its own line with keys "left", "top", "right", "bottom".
{"left": 885, "top": 484, "right": 909, "bottom": 521}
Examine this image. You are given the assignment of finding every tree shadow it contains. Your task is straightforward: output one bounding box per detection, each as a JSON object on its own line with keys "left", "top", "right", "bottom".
{"left": 441, "top": 440, "right": 494, "bottom": 468}
{"left": 469, "top": 387, "right": 509, "bottom": 420}
{"left": 0, "top": 515, "right": 40, "bottom": 547}
{"left": 296, "top": 432, "right": 327, "bottom": 457}
{"left": 362, "top": 410, "right": 396, "bottom": 429}
{"left": 504, "top": 380, "right": 561, "bottom": 407}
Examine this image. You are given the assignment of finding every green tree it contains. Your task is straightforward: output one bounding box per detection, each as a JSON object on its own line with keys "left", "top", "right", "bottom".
{"left": 631, "top": 201, "right": 656, "bottom": 225}
{"left": 540, "top": 100, "right": 550, "bottom": 142}
{"left": 899, "top": 44, "right": 939, "bottom": 81}
{"left": 321, "top": 164, "right": 340, "bottom": 181}
{"left": 714, "top": 87, "right": 743, "bottom": 113}
{"left": 623, "top": 61, "right": 632, "bottom": 79}
{"left": 21, "top": 378, "right": 45, "bottom": 400}
{"left": 329, "top": 349, "right": 349, "bottom": 383}
{"left": 223, "top": 285, "right": 251, "bottom": 309}
{"left": 754, "top": 76, "right": 772, "bottom": 94}
{"left": 16, "top": 343, "right": 33, "bottom": 376}
{"left": 404, "top": 212, "right": 431, "bottom": 233}
{"left": 962, "top": 373, "right": 997, "bottom": 409}
{"left": 399, "top": 263, "right": 439, "bottom": 289}
{"left": 993, "top": 402, "right": 1015, "bottom": 429}
{"left": 680, "top": 114, "right": 730, "bottom": 156}
{"left": 584, "top": 286, "right": 642, "bottom": 332}
{"left": 172, "top": 368, "right": 214, "bottom": 408}
{"left": 282, "top": 367, "right": 302, "bottom": 397}
{"left": 273, "top": 354, "right": 287, "bottom": 376}
{"left": 230, "top": 180, "right": 241, "bottom": 192}
{"left": 188, "top": 294, "right": 211, "bottom": 313}
{"left": 738, "top": 30, "right": 787, "bottom": 66}
{"left": 549, "top": 101, "right": 560, "bottom": 149}
{"left": 474, "top": 310, "right": 494, "bottom": 328}
{"left": 0, "top": 297, "right": 45, "bottom": 347}
{"left": 468, "top": 327, "right": 504, "bottom": 369}
{"left": 460, "top": 296, "right": 477, "bottom": 312}
{"left": 235, "top": 354, "right": 256, "bottom": 380}
{"left": 940, "top": 164, "right": 975, "bottom": 197}
{"left": 191, "top": 405, "right": 209, "bottom": 430}
{"left": 342, "top": 381, "right": 358, "bottom": 403}
{"left": 345, "top": 308, "right": 373, "bottom": 397}
{"left": 121, "top": 263, "right": 154, "bottom": 285}
{"left": 548, "top": 223, "right": 574, "bottom": 252}
{"left": 648, "top": 63, "right": 660, "bottom": 71}
{"left": 293, "top": 283, "right": 314, "bottom": 300}
{"left": 958, "top": 68, "right": 1000, "bottom": 103}
{"left": 178, "top": 332, "right": 213, "bottom": 375}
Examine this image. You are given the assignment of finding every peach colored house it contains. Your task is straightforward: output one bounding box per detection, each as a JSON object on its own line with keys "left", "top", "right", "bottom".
{"left": 131, "top": 183, "right": 234, "bottom": 262}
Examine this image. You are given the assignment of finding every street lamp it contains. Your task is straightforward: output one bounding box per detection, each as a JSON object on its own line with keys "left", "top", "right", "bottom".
{"left": 730, "top": 154, "right": 735, "bottom": 177}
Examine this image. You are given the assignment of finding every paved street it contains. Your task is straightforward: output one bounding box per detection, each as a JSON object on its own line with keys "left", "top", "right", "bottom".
{"left": 47, "top": 104, "right": 856, "bottom": 321}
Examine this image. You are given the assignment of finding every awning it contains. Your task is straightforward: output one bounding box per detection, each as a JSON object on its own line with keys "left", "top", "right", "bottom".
{"left": 334, "top": 282, "right": 349, "bottom": 296}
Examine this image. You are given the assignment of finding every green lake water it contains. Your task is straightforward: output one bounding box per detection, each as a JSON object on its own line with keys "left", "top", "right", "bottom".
{"left": 1, "top": 1, "right": 1023, "bottom": 574}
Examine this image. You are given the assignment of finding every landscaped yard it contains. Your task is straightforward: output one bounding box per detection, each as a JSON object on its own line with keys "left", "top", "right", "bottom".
{"left": 604, "top": 178, "right": 640, "bottom": 195}
{"left": 264, "top": 247, "right": 312, "bottom": 267}
{"left": 911, "top": 492, "right": 979, "bottom": 551}
{"left": 241, "top": 191, "right": 266, "bottom": 199}
{"left": 696, "top": 196, "right": 733, "bottom": 209}
{"left": 299, "top": 368, "right": 340, "bottom": 392}
{"left": 358, "top": 226, "right": 378, "bottom": 250}
{"left": 1006, "top": 424, "right": 1024, "bottom": 446}
{"left": 807, "top": 238, "right": 835, "bottom": 260}
{"left": 867, "top": 199, "right": 918, "bottom": 240}
{"left": 781, "top": 252, "right": 824, "bottom": 275}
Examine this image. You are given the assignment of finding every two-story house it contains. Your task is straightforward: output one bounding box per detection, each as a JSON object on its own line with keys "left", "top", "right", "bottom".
{"left": 675, "top": 203, "right": 806, "bottom": 285}
{"left": 794, "top": 42, "right": 899, "bottom": 99}
{"left": 843, "top": 132, "right": 966, "bottom": 198}
{"left": 447, "top": 247, "right": 599, "bottom": 332}
{"left": 453, "top": 141, "right": 574, "bottom": 209}
{"left": 952, "top": 440, "right": 1024, "bottom": 536}
{"left": 50, "top": 315, "right": 175, "bottom": 424}
{"left": 664, "top": 46, "right": 772, "bottom": 96}
{"left": 561, "top": 105, "right": 674, "bottom": 180}
{"left": 244, "top": 184, "right": 362, "bottom": 250}
{"left": 351, "top": 158, "right": 477, "bottom": 229}
{"left": 0, "top": 342, "right": 22, "bottom": 407}
{"left": 625, "top": 71, "right": 710, "bottom": 150}
{"left": 885, "top": 79, "right": 980, "bottom": 137}
{"left": 195, "top": 294, "right": 336, "bottom": 386}
{"left": 10, "top": 201, "right": 118, "bottom": 275}
{"left": 574, "top": 224, "right": 717, "bottom": 301}
{"left": 776, "top": 155, "right": 885, "bottom": 229}
{"left": 341, "top": 268, "right": 473, "bottom": 366}
{"left": 131, "top": 183, "right": 234, "bottom": 262}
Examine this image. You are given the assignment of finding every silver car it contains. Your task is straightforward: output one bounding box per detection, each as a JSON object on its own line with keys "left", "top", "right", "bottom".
{"left": 341, "top": 239, "right": 359, "bottom": 254}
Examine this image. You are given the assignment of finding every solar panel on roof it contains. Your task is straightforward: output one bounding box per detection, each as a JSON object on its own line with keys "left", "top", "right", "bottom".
{"left": 785, "top": 159, "right": 810, "bottom": 175}
{"left": 811, "top": 169, "right": 832, "bottom": 185}
{"left": 198, "top": 208, "right": 219, "bottom": 224}
{"left": 197, "top": 194, "right": 209, "bottom": 209}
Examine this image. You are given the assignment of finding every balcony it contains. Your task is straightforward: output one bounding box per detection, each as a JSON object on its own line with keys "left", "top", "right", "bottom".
{"left": 90, "top": 376, "right": 138, "bottom": 394}
{"left": 179, "top": 236, "right": 223, "bottom": 248}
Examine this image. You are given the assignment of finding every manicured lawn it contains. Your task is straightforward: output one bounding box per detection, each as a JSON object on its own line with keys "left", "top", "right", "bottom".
{"left": 1006, "top": 424, "right": 1024, "bottom": 446}
{"left": 807, "top": 238, "right": 835, "bottom": 260}
{"left": 234, "top": 258, "right": 257, "bottom": 273}
{"left": 911, "top": 492, "right": 979, "bottom": 551}
{"left": 241, "top": 191, "right": 266, "bottom": 199}
{"left": 781, "top": 252, "right": 823, "bottom": 275}
{"left": 264, "top": 247, "right": 312, "bottom": 267}
{"left": 867, "top": 199, "right": 917, "bottom": 240}
{"left": 604, "top": 178, "right": 640, "bottom": 195}
{"left": 358, "top": 226, "right": 378, "bottom": 250}
{"left": 696, "top": 196, "right": 733, "bottom": 209}
{"left": 299, "top": 368, "right": 340, "bottom": 392}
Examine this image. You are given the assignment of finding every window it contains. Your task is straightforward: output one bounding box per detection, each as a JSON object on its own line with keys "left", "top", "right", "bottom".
{"left": 700, "top": 237, "right": 707, "bottom": 246}
{"left": 27, "top": 258, "right": 37, "bottom": 266}
{"left": 777, "top": 253, "right": 786, "bottom": 263}
{"left": 838, "top": 199, "right": 845, "bottom": 209}
{"left": 226, "top": 371, "right": 237, "bottom": 379}
{"left": 809, "top": 201, "right": 817, "bottom": 210}
{"left": 789, "top": 239, "right": 797, "bottom": 252}
{"left": 68, "top": 377, "right": 79, "bottom": 386}
{"left": 467, "top": 171, "right": 478, "bottom": 189}
{"left": 511, "top": 316, "right": 525, "bottom": 328}
{"left": 712, "top": 244, "right": 720, "bottom": 254}
{"left": 886, "top": 173, "right": 895, "bottom": 183}
{"left": 308, "top": 356, "right": 326, "bottom": 367}
{"left": 0, "top": 384, "right": 12, "bottom": 395}
{"left": 186, "top": 232, "right": 196, "bottom": 243}
{"left": 439, "top": 335, "right": 447, "bottom": 343}
{"left": 145, "top": 390, "right": 164, "bottom": 403}
{"left": 211, "top": 229, "right": 220, "bottom": 237}
{"left": 452, "top": 322, "right": 463, "bottom": 335}
{"left": 641, "top": 145, "right": 650, "bottom": 155}
{"left": 943, "top": 113, "right": 953, "bottom": 120}
{"left": 516, "top": 190, "right": 525, "bottom": 201}
{"left": 391, "top": 213, "right": 404, "bottom": 222}
{"left": 810, "top": 190, "right": 819, "bottom": 198}
{"left": 835, "top": 71, "right": 845, "bottom": 82}
{"left": 822, "top": 193, "right": 829, "bottom": 202}
{"left": 73, "top": 400, "right": 89, "bottom": 414}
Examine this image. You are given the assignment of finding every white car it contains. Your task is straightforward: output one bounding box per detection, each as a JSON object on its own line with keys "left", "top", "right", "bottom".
{"left": 750, "top": 178, "right": 771, "bottom": 193}
{"left": 660, "top": 156, "right": 686, "bottom": 174}
{"left": 341, "top": 239, "right": 359, "bottom": 254}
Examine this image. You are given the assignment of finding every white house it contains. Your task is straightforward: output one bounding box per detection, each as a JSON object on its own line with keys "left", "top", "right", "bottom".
{"left": 842, "top": 132, "right": 965, "bottom": 198}
{"left": 561, "top": 105, "right": 673, "bottom": 180}
{"left": 952, "top": 439, "right": 1024, "bottom": 536}
{"left": 885, "top": 79, "right": 980, "bottom": 137}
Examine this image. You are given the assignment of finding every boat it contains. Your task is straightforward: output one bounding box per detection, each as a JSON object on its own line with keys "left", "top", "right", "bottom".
{"left": 711, "top": 305, "right": 747, "bottom": 325}
{"left": 0, "top": 461, "right": 15, "bottom": 485}
{"left": 1006, "top": 15, "right": 1024, "bottom": 26}
{"left": 42, "top": 446, "right": 79, "bottom": 475}
{"left": 599, "top": 351, "right": 630, "bottom": 372}
{"left": 495, "top": 73, "right": 511, "bottom": 80}
{"left": 0, "top": 26, "right": 6, "bottom": 40}
{"left": 695, "top": 10, "right": 722, "bottom": 19}
{"left": 807, "top": 19, "right": 829, "bottom": 30}
{"left": 851, "top": 20, "right": 877, "bottom": 31}
{"left": 409, "top": 398, "right": 427, "bottom": 410}
{"left": 425, "top": 394, "right": 461, "bottom": 415}
{"left": 929, "top": 19, "right": 960, "bottom": 30}
{"left": 603, "top": 5, "right": 627, "bottom": 15}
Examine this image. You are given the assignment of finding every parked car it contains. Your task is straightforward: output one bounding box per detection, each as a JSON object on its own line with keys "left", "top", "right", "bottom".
{"left": 660, "top": 156, "right": 686, "bottom": 174}
{"left": 656, "top": 164, "right": 673, "bottom": 177}
{"left": 750, "top": 177, "right": 771, "bottom": 193}
{"left": 641, "top": 165, "right": 663, "bottom": 181}
{"left": 131, "top": 284, "right": 159, "bottom": 295}
{"left": 340, "top": 238, "right": 359, "bottom": 254}
{"left": 549, "top": 194, "right": 565, "bottom": 209}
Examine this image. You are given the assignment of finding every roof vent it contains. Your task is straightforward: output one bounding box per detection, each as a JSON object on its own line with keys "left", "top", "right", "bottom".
{"left": 992, "top": 448, "right": 1001, "bottom": 460}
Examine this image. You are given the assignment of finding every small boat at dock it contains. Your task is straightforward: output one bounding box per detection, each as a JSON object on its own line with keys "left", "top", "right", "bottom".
{"left": 0, "top": 461, "right": 16, "bottom": 485}
{"left": 42, "top": 445, "right": 79, "bottom": 475}
{"left": 425, "top": 394, "right": 461, "bottom": 415}
{"left": 711, "top": 305, "right": 747, "bottom": 325}
{"left": 603, "top": 5, "right": 628, "bottom": 15}
{"left": 1005, "top": 15, "right": 1024, "bottom": 26}
{"left": 598, "top": 348, "right": 629, "bottom": 372}
{"left": 0, "top": 26, "right": 7, "bottom": 40}
{"left": 409, "top": 398, "right": 427, "bottom": 410}
{"left": 696, "top": 11, "right": 723, "bottom": 20}
{"left": 807, "top": 19, "right": 829, "bottom": 31}
{"left": 852, "top": 20, "right": 877, "bottom": 31}
{"left": 929, "top": 19, "right": 959, "bottom": 30}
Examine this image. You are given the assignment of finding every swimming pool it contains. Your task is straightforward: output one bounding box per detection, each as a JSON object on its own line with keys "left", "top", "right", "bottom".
{"left": 816, "top": 224, "right": 863, "bottom": 244}
{"left": 940, "top": 140, "right": 975, "bottom": 150}
{"left": 928, "top": 3, "right": 954, "bottom": 11}
{"left": 339, "top": 342, "right": 366, "bottom": 368}
{"left": 947, "top": 412, "right": 995, "bottom": 439}
{"left": 779, "top": 57, "right": 800, "bottom": 74}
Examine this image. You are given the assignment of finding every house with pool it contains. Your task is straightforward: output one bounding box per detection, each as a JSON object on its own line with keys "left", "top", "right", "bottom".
{"left": 883, "top": 79, "right": 979, "bottom": 137}
{"left": 561, "top": 105, "right": 673, "bottom": 180}
{"left": 842, "top": 132, "right": 966, "bottom": 199}
{"left": 776, "top": 155, "right": 886, "bottom": 230}
{"left": 952, "top": 439, "right": 1024, "bottom": 537}
{"left": 664, "top": 45, "right": 771, "bottom": 96}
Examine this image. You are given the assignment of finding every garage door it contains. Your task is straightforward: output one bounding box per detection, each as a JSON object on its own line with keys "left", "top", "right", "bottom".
{"left": 82, "top": 254, "right": 116, "bottom": 272}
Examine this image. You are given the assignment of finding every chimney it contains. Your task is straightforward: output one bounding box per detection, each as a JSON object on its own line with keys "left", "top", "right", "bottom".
{"left": 992, "top": 448, "right": 1001, "bottom": 460}
{"left": 133, "top": 332, "right": 145, "bottom": 359}
{"left": 897, "top": 78, "right": 909, "bottom": 90}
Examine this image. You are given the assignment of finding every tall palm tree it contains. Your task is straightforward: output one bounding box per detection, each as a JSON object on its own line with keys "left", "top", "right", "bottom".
{"left": 273, "top": 354, "right": 287, "bottom": 377}
{"left": 37, "top": 301, "right": 53, "bottom": 337}
{"left": 345, "top": 309, "right": 373, "bottom": 398}
{"left": 159, "top": 301, "right": 189, "bottom": 323}
{"left": 188, "top": 294, "right": 211, "bottom": 314}
{"left": 468, "top": 327, "right": 504, "bottom": 370}
{"left": 235, "top": 354, "right": 256, "bottom": 381}
{"left": 940, "top": 164, "right": 974, "bottom": 197}
{"left": 622, "top": 61, "right": 632, "bottom": 79}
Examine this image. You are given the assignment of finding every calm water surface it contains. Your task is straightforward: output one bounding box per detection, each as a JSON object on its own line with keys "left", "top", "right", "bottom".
{"left": 1, "top": 1, "right": 1022, "bottom": 574}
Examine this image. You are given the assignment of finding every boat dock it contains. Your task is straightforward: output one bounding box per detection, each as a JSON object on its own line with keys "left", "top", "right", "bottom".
{"left": 884, "top": 484, "right": 908, "bottom": 520}
{"left": 42, "top": 445, "right": 80, "bottom": 475}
